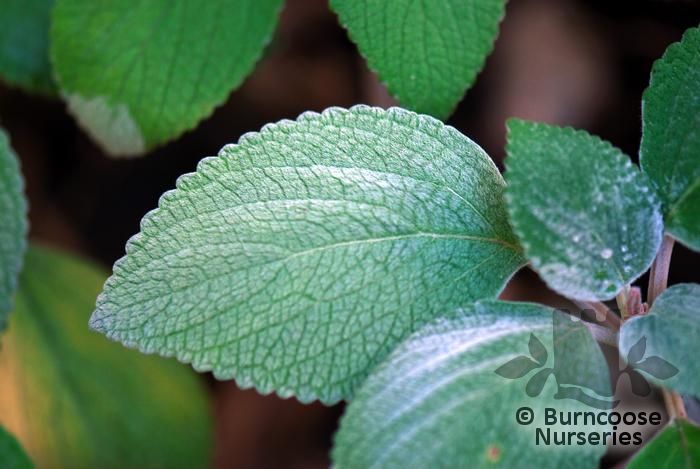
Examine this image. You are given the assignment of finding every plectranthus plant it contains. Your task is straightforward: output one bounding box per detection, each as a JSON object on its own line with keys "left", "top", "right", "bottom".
{"left": 85, "top": 26, "right": 700, "bottom": 467}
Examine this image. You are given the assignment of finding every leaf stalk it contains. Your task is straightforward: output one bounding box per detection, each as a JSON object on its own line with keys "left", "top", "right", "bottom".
{"left": 647, "top": 234, "right": 686, "bottom": 420}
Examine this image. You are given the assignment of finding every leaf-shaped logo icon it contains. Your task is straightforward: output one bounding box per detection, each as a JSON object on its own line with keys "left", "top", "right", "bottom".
{"left": 627, "top": 337, "right": 647, "bottom": 365}
{"left": 495, "top": 356, "right": 541, "bottom": 379}
{"left": 526, "top": 368, "right": 553, "bottom": 397}
{"left": 635, "top": 356, "right": 679, "bottom": 380}
{"left": 628, "top": 369, "right": 652, "bottom": 397}
{"left": 554, "top": 386, "right": 619, "bottom": 410}
{"left": 528, "top": 334, "right": 547, "bottom": 366}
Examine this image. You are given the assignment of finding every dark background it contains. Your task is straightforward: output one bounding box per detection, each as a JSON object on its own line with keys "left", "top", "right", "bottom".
{"left": 1, "top": 0, "right": 699, "bottom": 467}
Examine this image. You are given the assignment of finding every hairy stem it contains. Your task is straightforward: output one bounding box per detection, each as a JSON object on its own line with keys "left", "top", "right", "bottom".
{"left": 648, "top": 235, "right": 686, "bottom": 419}
{"left": 647, "top": 235, "right": 675, "bottom": 307}
{"left": 662, "top": 388, "right": 687, "bottom": 420}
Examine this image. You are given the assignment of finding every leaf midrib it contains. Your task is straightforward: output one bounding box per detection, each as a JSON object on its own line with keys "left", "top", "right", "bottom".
{"left": 123, "top": 249, "right": 514, "bottom": 351}
{"left": 282, "top": 232, "right": 520, "bottom": 260}
{"left": 168, "top": 161, "right": 506, "bottom": 241}
{"left": 112, "top": 231, "right": 522, "bottom": 312}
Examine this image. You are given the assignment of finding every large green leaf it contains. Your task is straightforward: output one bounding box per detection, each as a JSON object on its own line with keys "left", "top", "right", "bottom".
{"left": 505, "top": 119, "right": 663, "bottom": 301}
{"left": 620, "top": 283, "right": 700, "bottom": 396}
{"left": 0, "top": 246, "right": 211, "bottom": 468}
{"left": 330, "top": 0, "right": 505, "bottom": 119}
{"left": 641, "top": 26, "right": 700, "bottom": 252}
{"left": 50, "top": 0, "right": 282, "bottom": 157}
{"left": 0, "top": 129, "right": 27, "bottom": 331}
{"left": 0, "top": 427, "right": 33, "bottom": 469}
{"left": 332, "top": 301, "right": 611, "bottom": 468}
{"left": 627, "top": 419, "right": 700, "bottom": 469}
{"left": 91, "top": 106, "right": 525, "bottom": 404}
{"left": 0, "top": 0, "right": 55, "bottom": 94}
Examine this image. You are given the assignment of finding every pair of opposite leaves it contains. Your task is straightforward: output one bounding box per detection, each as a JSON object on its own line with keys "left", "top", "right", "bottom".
{"left": 0, "top": 0, "right": 505, "bottom": 156}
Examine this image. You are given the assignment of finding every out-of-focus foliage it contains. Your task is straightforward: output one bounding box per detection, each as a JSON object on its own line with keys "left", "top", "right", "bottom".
{"left": 0, "top": 246, "right": 212, "bottom": 468}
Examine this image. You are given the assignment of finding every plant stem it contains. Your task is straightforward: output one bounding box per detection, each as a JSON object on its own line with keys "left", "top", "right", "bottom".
{"left": 647, "top": 234, "right": 675, "bottom": 307}
{"left": 647, "top": 234, "right": 686, "bottom": 419}
{"left": 662, "top": 388, "right": 687, "bottom": 420}
{"left": 572, "top": 300, "right": 621, "bottom": 331}
{"left": 616, "top": 285, "right": 630, "bottom": 319}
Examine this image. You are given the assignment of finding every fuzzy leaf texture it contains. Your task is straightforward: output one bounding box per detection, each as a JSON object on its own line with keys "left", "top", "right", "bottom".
{"left": 50, "top": 0, "right": 282, "bottom": 156}
{"left": 505, "top": 120, "right": 663, "bottom": 301}
{"left": 0, "top": 246, "right": 212, "bottom": 468}
{"left": 0, "top": 129, "right": 27, "bottom": 331}
{"left": 332, "top": 301, "right": 611, "bottom": 468}
{"left": 0, "top": 427, "right": 33, "bottom": 469}
{"left": 330, "top": 0, "right": 505, "bottom": 119}
{"left": 620, "top": 283, "right": 700, "bottom": 396}
{"left": 641, "top": 26, "right": 700, "bottom": 252}
{"left": 0, "top": 0, "right": 55, "bottom": 94}
{"left": 627, "top": 419, "right": 700, "bottom": 469}
{"left": 91, "top": 106, "right": 525, "bottom": 404}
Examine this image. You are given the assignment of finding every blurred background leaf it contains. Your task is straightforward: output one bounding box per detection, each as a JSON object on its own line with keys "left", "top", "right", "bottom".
{"left": 331, "top": 0, "right": 506, "bottom": 118}
{"left": 0, "top": 128, "right": 27, "bottom": 331}
{"left": 50, "top": 0, "right": 283, "bottom": 156}
{"left": 0, "top": 245, "right": 212, "bottom": 468}
{"left": 0, "top": 426, "right": 33, "bottom": 469}
{"left": 0, "top": 0, "right": 55, "bottom": 95}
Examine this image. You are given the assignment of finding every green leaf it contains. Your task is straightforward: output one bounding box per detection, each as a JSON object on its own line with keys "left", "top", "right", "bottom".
{"left": 332, "top": 301, "right": 611, "bottom": 468}
{"left": 641, "top": 26, "right": 700, "bottom": 252}
{"left": 0, "top": 427, "right": 33, "bottom": 469}
{"left": 0, "top": 0, "right": 55, "bottom": 94}
{"left": 0, "top": 245, "right": 212, "bottom": 468}
{"left": 50, "top": 0, "right": 282, "bottom": 157}
{"left": 627, "top": 419, "right": 700, "bottom": 469}
{"left": 620, "top": 283, "right": 698, "bottom": 396}
{"left": 0, "top": 129, "right": 27, "bottom": 331}
{"left": 91, "top": 106, "right": 525, "bottom": 404}
{"left": 330, "top": 0, "right": 505, "bottom": 119}
{"left": 505, "top": 119, "right": 663, "bottom": 301}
